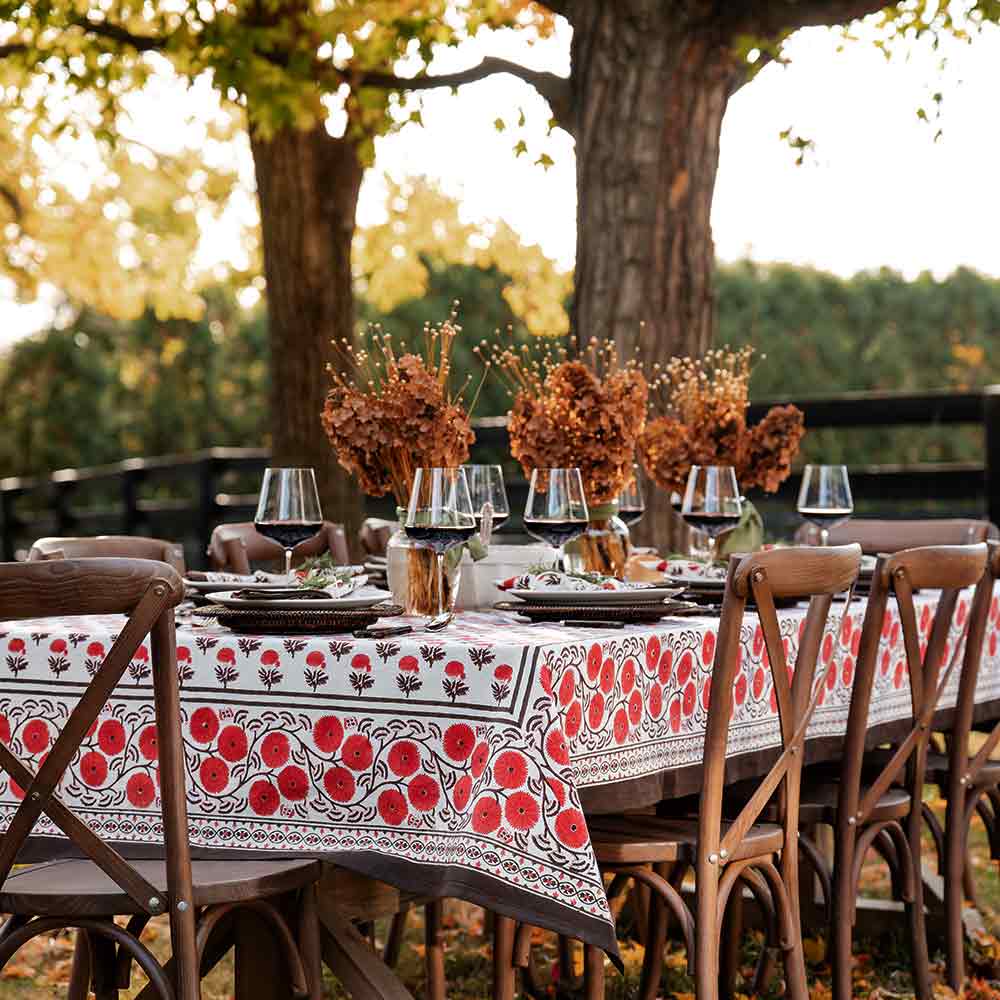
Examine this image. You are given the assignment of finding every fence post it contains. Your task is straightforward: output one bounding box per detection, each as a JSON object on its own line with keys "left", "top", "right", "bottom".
{"left": 984, "top": 386, "right": 1000, "bottom": 528}
{"left": 122, "top": 466, "right": 143, "bottom": 536}
{"left": 198, "top": 455, "right": 218, "bottom": 565}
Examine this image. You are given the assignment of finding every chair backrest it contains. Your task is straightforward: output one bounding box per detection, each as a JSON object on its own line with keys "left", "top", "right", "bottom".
{"left": 28, "top": 536, "right": 186, "bottom": 575}
{"left": 943, "top": 540, "right": 1000, "bottom": 792}
{"left": 698, "top": 545, "right": 862, "bottom": 894}
{"left": 839, "top": 543, "right": 987, "bottom": 829}
{"left": 795, "top": 518, "right": 997, "bottom": 553}
{"left": 206, "top": 521, "right": 349, "bottom": 574}
{"left": 0, "top": 558, "right": 193, "bottom": 924}
{"left": 358, "top": 517, "right": 396, "bottom": 558}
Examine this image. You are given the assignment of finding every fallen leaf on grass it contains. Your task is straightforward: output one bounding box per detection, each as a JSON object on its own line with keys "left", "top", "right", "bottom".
{"left": 803, "top": 937, "right": 826, "bottom": 964}
{"left": 2, "top": 963, "right": 36, "bottom": 979}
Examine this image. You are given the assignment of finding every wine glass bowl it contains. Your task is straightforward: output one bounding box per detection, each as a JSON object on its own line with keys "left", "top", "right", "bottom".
{"left": 617, "top": 463, "right": 645, "bottom": 527}
{"left": 797, "top": 464, "right": 853, "bottom": 546}
{"left": 405, "top": 468, "right": 476, "bottom": 619}
{"left": 464, "top": 464, "right": 510, "bottom": 539}
{"left": 254, "top": 468, "right": 323, "bottom": 579}
{"left": 523, "top": 468, "right": 589, "bottom": 565}
{"left": 680, "top": 465, "right": 742, "bottom": 564}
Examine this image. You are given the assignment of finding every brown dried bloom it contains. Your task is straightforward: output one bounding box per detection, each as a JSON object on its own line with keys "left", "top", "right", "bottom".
{"left": 493, "top": 337, "right": 648, "bottom": 506}
{"left": 639, "top": 346, "right": 804, "bottom": 494}
{"left": 321, "top": 308, "right": 479, "bottom": 507}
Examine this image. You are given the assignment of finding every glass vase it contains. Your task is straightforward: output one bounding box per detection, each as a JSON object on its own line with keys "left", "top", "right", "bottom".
{"left": 386, "top": 528, "right": 463, "bottom": 616}
{"left": 562, "top": 516, "right": 630, "bottom": 578}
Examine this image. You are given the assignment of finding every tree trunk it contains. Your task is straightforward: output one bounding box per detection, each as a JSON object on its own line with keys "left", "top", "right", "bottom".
{"left": 569, "top": 0, "right": 743, "bottom": 546}
{"left": 249, "top": 121, "right": 364, "bottom": 547}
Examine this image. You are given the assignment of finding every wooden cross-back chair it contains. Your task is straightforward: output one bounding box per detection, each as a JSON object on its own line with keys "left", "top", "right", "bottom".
{"left": 794, "top": 517, "right": 996, "bottom": 552}
{"left": 207, "top": 521, "right": 349, "bottom": 575}
{"left": 791, "top": 543, "right": 987, "bottom": 1000}
{"left": 581, "top": 545, "right": 861, "bottom": 1000}
{"left": 28, "top": 536, "right": 186, "bottom": 575}
{"left": 358, "top": 518, "right": 396, "bottom": 559}
{"left": 0, "top": 559, "right": 322, "bottom": 1000}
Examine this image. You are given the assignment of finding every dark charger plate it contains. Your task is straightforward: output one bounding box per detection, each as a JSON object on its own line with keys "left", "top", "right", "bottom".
{"left": 493, "top": 599, "right": 702, "bottom": 625}
{"left": 195, "top": 602, "right": 404, "bottom": 635}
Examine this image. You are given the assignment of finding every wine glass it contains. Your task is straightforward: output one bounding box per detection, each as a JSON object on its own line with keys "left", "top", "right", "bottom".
{"left": 405, "top": 468, "right": 477, "bottom": 618}
{"left": 523, "top": 468, "right": 589, "bottom": 568}
{"left": 680, "top": 465, "right": 742, "bottom": 565}
{"left": 797, "top": 465, "right": 854, "bottom": 546}
{"left": 254, "top": 468, "right": 323, "bottom": 579}
{"left": 617, "top": 463, "right": 645, "bottom": 527}
{"left": 464, "top": 464, "right": 510, "bottom": 542}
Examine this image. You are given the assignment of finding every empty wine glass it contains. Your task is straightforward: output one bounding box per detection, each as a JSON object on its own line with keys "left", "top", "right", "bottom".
{"left": 464, "top": 464, "right": 510, "bottom": 542}
{"left": 254, "top": 468, "right": 323, "bottom": 579}
{"left": 617, "top": 463, "right": 645, "bottom": 527}
{"left": 681, "top": 466, "right": 742, "bottom": 565}
{"left": 523, "top": 468, "right": 589, "bottom": 567}
{"left": 797, "top": 465, "right": 853, "bottom": 546}
{"left": 405, "top": 468, "right": 477, "bottom": 618}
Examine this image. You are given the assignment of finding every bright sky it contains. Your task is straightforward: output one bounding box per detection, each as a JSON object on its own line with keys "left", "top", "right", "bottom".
{"left": 2, "top": 13, "right": 999, "bottom": 345}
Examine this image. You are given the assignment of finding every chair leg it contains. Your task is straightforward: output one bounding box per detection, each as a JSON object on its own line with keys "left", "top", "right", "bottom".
{"left": 299, "top": 884, "right": 324, "bottom": 1000}
{"left": 383, "top": 908, "right": 408, "bottom": 967}
{"left": 638, "top": 865, "right": 669, "bottom": 1000}
{"left": 719, "top": 884, "right": 744, "bottom": 1000}
{"left": 492, "top": 915, "right": 516, "bottom": 1000}
{"left": 829, "top": 830, "right": 857, "bottom": 1000}
{"left": 91, "top": 931, "right": 118, "bottom": 1000}
{"left": 583, "top": 942, "right": 605, "bottom": 1000}
{"left": 67, "top": 931, "right": 92, "bottom": 1000}
{"left": 424, "top": 900, "right": 446, "bottom": 1000}
{"left": 905, "top": 809, "right": 932, "bottom": 1000}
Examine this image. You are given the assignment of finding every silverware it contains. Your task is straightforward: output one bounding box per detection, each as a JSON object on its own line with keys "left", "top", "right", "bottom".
{"left": 425, "top": 613, "right": 453, "bottom": 632}
{"left": 353, "top": 624, "right": 414, "bottom": 639}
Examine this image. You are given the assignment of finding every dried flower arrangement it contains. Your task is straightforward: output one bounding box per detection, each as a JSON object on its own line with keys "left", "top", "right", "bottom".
{"left": 492, "top": 337, "right": 648, "bottom": 575}
{"left": 639, "top": 345, "right": 805, "bottom": 496}
{"left": 321, "top": 309, "right": 483, "bottom": 612}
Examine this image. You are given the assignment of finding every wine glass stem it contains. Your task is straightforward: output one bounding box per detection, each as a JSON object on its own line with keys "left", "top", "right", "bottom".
{"left": 437, "top": 552, "right": 445, "bottom": 617}
{"left": 284, "top": 549, "right": 293, "bottom": 578}
{"left": 708, "top": 535, "right": 718, "bottom": 565}
{"left": 820, "top": 528, "right": 829, "bottom": 547}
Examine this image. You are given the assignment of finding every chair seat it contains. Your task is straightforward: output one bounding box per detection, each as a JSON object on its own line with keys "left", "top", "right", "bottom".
{"left": 925, "top": 752, "right": 1000, "bottom": 789}
{"left": 0, "top": 858, "right": 322, "bottom": 917}
{"left": 588, "top": 813, "right": 783, "bottom": 865}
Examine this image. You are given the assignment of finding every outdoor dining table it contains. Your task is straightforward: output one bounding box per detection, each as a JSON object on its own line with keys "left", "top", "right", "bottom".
{"left": 2, "top": 586, "right": 1000, "bottom": 972}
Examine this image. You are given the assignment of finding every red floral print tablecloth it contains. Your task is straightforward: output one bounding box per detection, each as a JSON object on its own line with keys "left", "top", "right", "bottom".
{"left": 1, "top": 591, "right": 999, "bottom": 954}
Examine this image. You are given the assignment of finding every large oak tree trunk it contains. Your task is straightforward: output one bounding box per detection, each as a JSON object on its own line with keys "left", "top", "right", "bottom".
{"left": 569, "top": 0, "right": 744, "bottom": 546}
{"left": 250, "top": 122, "right": 364, "bottom": 546}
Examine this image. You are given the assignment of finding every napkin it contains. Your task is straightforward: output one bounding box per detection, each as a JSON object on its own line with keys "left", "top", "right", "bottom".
{"left": 496, "top": 570, "right": 655, "bottom": 593}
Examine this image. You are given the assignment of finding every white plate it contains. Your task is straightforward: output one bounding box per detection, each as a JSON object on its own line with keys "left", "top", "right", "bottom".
{"left": 211, "top": 589, "right": 392, "bottom": 611}
{"left": 506, "top": 586, "right": 685, "bottom": 606}
{"left": 669, "top": 572, "right": 726, "bottom": 590}
{"left": 185, "top": 579, "right": 292, "bottom": 594}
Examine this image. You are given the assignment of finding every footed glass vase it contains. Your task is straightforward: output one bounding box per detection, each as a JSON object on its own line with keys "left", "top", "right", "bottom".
{"left": 562, "top": 515, "right": 630, "bottom": 578}
{"left": 386, "top": 528, "right": 463, "bottom": 616}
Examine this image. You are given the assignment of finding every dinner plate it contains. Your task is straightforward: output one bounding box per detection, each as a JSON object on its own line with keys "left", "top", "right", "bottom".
{"left": 505, "top": 586, "right": 685, "bottom": 606}
{"left": 211, "top": 589, "right": 392, "bottom": 611}
{"left": 185, "top": 578, "right": 292, "bottom": 595}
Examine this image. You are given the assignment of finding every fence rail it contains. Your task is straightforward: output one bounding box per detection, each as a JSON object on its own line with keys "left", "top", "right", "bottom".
{"left": 3, "top": 387, "right": 1000, "bottom": 567}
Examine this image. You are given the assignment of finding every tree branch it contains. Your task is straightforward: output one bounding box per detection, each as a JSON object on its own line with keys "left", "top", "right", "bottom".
{"left": 0, "top": 183, "right": 22, "bottom": 223}
{"left": 68, "top": 16, "right": 167, "bottom": 52}
{"left": 0, "top": 42, "right": 28, "bottom": 58}
{"left": 356, "top": 55, "right": 572, "bottom": 122}
{"left": 729, "top": 0, "right": 890, "bottom": 38}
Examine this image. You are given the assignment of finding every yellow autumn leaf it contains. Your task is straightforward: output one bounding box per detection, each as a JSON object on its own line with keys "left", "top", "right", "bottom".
{"left": 803, "top": 936, "right": 826, "bottom": 964}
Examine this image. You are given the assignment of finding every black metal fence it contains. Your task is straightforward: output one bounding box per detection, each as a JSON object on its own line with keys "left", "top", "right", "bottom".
{"left": 4, "top": 387, "right": 1000, "bottom": 568}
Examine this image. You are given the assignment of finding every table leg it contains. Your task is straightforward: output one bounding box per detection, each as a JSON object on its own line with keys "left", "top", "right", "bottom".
{"left": 492, "top": 915, "right": 516, "bottom": 1000}
{"left": 424, "top": 900, "right": 446, "bottom": 1000}
{"left": 235, "top": 907, "right": 294, "bottom": 1000}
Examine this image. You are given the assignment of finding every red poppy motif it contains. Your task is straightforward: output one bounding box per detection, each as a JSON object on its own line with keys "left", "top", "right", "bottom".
{"left": 682, "top": 681, "right": 696, "bottom": 717}
{"left": 261, "top": 731, "right": 291, "bottom": 768}
{"left": 540, "top": 663, "right": 553, "bottom": 694}
{"left": 753, "top": 668, "right": 765, "bottom": 699}
{"left": 890, "top": 621, "right": 901, "bottom": 647}
{"left": 645, "top": 636, "right": 661, "bottom": 673}
{"left": 408, "top": 773, "right": 440, "bottom": 811}
{"left": 545, "top": 729, "right": 570, "bottom": 766}
{"left": 668, "top": 695, "right": 682, "bottom": 733}
{"left": 628, "top": 689, "right": 643, "bottom": 726}
{"left": 558, "top": 669, "right": 576, "bottom": 707}
{"left": 881, "top": 612, "right": 892, "bottom": 639}
{"left": 278, "top": 765, "right": 309, "bottom": 801}
{"left": 453, "top": 775, "right": 473, "bottom": 810}
{"left": 586, "top": 643, "right": 602, "bottom": 681}
{"left": 841, "top": 657, "right": 854, "bottom": 686}
{"left": 216, "top": 647, "right": 236, "bottom": 664}
{"left": 138, "top": 725, "right": 158, "bottom": 761}
{"left": 894, "top": 661, "right": 905, "bottom": 690}
{"left": 840, "top": 615, "right": 852, "bottom": 647}
{"left": 658, "top": 649, "right": 673, "bottom": 684}
{"left": 126, "top": 772, "right": 155, "bottom": 808}
{"left": 22, "top": 720, "right": 50, "bottom": 754}
{"left": 86, "top": 641, "right": 105, "bottom": 658}
{"left": 648, "top": 683, "right": 663, "bottom": 718}
{"left": 97, "top": 719, "right": 126, "bottom": 756}
{"left": 753, "top": 626, "right": 765, "bottom": 659}
{"left": 821, "top": 633, "right": 834, "bottom": 664}
{"left": 471, "top": 795, "right": 501, "bottom": 834}
{"left": 555, "top": 808, "right": 588, "bottom": 849}
{"left": 920, "top": 604, "right": 932, "bottom": 632}
{"left": 701, "top": 632, "right": 715, "bottom": 665}
{"left": 351, "top": 653, "right": 372, "bottom": 672}
{"left": 612, "top": 709, "right": 628, "bottom": 745}
{"left": 79, "top": 751, "right": 108, "bottom": 787}
{"left": 7, "top": 638, "right": 24, "bottom": 654}
{"left": 398, "top": 655, "right": 419, "bottom": 673}
{"left": 443, "top": 724, "right": 475, "bottom": 761}
{"left": 734, "top": 673, "right": 747, "bottom": 706}
{"left": 323, "top": 766, "right": 355, "bottom": 802}
{"left": 701, "top": 678, "right": 712, "bottom": 712}
{"left": 200, "top": 756, "right": 230, "bottom": 793}
{"left": 177, "top": 646, "right": 191, "bottom": 662}
{"left": 599, "top": 658, "right": 615, "bottom": 694}
{"left": 880, "top": 650, "right": 891, "bottom": 676}
{"left": 957, "top": 599, "right": 968, "bottom": 627}
{"left": 189, "top": 707, "right": 220, "bottom": 744}
{"left": 305, "top": 650, "right": 326, "bottom": 668}
{"left": 378, "top": 789, "right": 408, "bottom": 826}
{"left": 445, "top": 661, "right": 465, "bottom": 679}
{"left": 470, "top": 741, "right": 490, "bottom": 778}
{"left": 588, "top": 691, "right": 605, "bottom": 729}
{"left": 826, "top": 662, "right": 836, "bottom": 691}
{"left": 991, "top": 631, "right": 998, "bottom": 658}
{"left": 49, "top": 638, "right": 67, "bottom": 655}
{"left": 494, "top": 663, "right": 513, "bottom": 682}
{"left": 342, "top": 734, "right": 374, "bottom": 771}
{"left": 564, "top": 700, "right": 582, "bottom": 738}
{"left": 388, "top": 740, "right": 421, "bottom": 778}
{"left": 0, "top": 716, "right": 10, "bottom": 746}
{"left": 621, "top": 659, "right": 636, "bottom": 695}
{"left": 677, "top": 651, "right": 693, "bottom": 687}
{"left": 313, "top": 716, "right": 344, "bottom": 754}
{"left": 505, "top": 791, "right": 539, "bottom": 830}
{"left": 133, "top": 645, "right": 149, "bottom": 662}
{"left": 547, "top": 777, "right": 566, "bottom": 806}
{"left": 260, "top": 649, "right": 280, "bottom": 667}
{"left": 218, "top": 725, "right": 249, "bottom": 762}
{"left": 494, "top": 750, "right": 528, "bottom": 790}
{"left": 249, "top": 779, "right": 280, "bottom": 816}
